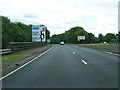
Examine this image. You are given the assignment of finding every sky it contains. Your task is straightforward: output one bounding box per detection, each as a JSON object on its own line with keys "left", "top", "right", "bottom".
{"left": 0, "top": 0, "right": 119, "bottom": 37}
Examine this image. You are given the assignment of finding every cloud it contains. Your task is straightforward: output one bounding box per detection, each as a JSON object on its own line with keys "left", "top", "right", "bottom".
{"left": 0, "top": 0, "right": 119, "bottom": 36}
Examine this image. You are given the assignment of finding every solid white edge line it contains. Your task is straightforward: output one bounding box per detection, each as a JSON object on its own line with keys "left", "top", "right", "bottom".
{"left": 82, "top": 60, "right": 87, "bottom": 65}
{"left": 0, "top": 47, "right": 53, "bottom": 81}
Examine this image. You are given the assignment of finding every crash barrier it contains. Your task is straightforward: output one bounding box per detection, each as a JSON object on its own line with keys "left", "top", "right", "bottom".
{"left": 0, "top": 49, "right": 12, "bottom": 55}
{"left": 8, "top": 42, "right": 47, "bottom": 52}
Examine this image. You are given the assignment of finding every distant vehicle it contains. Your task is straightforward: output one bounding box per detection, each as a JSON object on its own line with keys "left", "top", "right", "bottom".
{"left": 60, "top": 41, "right": 64, "bottom": 45}
{"left": 103, "top": 42, "right": 107, "bottom": 43}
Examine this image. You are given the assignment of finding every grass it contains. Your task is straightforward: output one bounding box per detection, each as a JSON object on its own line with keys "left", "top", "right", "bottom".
{"left": 67, "top": 43, "right": 120, "bottom": 46}
{"left": 77, "top": 43, "right": 110, "bottom": 46}
{"left": 66, "top": 43, "right": 110, "bottom": 46}
{"left": 48, "top": 44, "right": 52, "bottom": 46}
{"left": 2, "top": 53, "right": 26, "bottom": 63}
{"left": 2, "top": 44, "right": 52, "bottom": 63}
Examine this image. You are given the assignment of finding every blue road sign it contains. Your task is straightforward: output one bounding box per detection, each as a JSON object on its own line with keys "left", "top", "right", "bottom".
{"left": 32, "top": 27, "right": 39, "bottom": 30}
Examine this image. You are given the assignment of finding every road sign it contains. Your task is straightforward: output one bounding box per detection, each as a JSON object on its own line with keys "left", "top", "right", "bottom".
{"left": 77, "top": 36, "right": 85, "bottom": 41}
{"left": 32, "top": 25, "right": 40, "bottom": 30}
{"left": 40, "top": 25, "right": 46, "bottom": 42}
{"left": 32, "top": 25, "right": 40, "bottom": 42}
{"left": 32, "top": 25, "right": 46, "bottom": 42}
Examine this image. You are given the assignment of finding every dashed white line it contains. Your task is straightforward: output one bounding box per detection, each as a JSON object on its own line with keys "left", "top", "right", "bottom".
{"left": 106, "top": 52, "right": 113, "bottom": 54}
{"left": 114, "top": 54, "right": 119, "bottom": 56}
{"left": 73, "top": 52, "right": 75, "bottom": 54}
{"left": 0, "top": 47, "right": 53, "bottom": 81}
{"left": 106, "top": 52, "right": 120, "bottom": 56}
{"left": 82, "top": 60, "right": 87, "bottom": 65}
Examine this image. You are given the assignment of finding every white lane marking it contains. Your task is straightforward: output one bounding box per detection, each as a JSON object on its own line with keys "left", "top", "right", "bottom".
{"left": 82, "top": 60, "right": 87, "bottom": 65}
{"left": 106, "top": 52, "right": 120, "bottom": 56}
{"left": 0, "top": 47, "right": 53, "bottom": 81}
{"left": 106, "top": 52, "right": 113, "bottom": 54}
{"left": 114, "top": 54, "right": 119, "bottom": 56}
{"left": 73, "top": 52, "right": 75, "bottom": 54}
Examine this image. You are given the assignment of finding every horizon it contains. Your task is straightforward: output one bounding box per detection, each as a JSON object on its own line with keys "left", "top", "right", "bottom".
{"left": 0, "top": 0, "right": 119, "bottom": 37}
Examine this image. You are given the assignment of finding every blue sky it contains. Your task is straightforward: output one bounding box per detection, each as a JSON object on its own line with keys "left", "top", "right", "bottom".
{"left": 0, "top": 0, "right": 119, "bottom": 36}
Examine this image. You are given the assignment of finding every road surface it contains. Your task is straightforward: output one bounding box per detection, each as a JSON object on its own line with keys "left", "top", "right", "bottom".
{"left": 2, "top": 44, "right": 118, "bottom": 88}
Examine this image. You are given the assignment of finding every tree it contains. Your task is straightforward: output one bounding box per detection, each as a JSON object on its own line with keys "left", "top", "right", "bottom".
{"left": 46, "top": 29, "right": 50, "bottom": 39}
{"left": 104, "top": 33, "right": 116, "bottom": 43}
{"left": 87, "top": 33, "right": 93, "bottom": 43}
{"left": 50, "top": 34, "right": 60, "bottom": 44}
{"left": 98, "top": 33, "right": 104, "bottom": 43}
{"left": 2, "top": 16, "right": 32, "bottom": 48}
{"left": 50, "top": 26, "right": 97, "bottom": 44}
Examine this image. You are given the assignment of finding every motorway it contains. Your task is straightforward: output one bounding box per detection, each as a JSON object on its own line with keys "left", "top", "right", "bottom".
{"left": 2, "top": 44, "right": 118, "bottom": 88}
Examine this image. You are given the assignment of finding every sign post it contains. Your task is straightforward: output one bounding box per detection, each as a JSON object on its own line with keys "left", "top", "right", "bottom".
{"left": 32, "top": 25, "right": 40, "bottom": 42}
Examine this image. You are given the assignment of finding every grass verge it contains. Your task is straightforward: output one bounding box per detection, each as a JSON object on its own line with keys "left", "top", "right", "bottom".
{"left": 2, "top": 54, "right": 26, "bottom": 63}
{"left": 77, "top": 43, "right": 110, "bottom": 46}
{"left": 66, "top": 43, "right": 110, "bottom": 46}
{"left": 66, "top": 43, "right": 119, "bottom": 46}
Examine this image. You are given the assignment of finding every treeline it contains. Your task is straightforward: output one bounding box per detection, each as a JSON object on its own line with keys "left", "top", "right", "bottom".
{"left": 1, "top": 16, "right": 50, "bottom": 49}
{"left": 50, "top": 26, "right": 119, "bottom": 44}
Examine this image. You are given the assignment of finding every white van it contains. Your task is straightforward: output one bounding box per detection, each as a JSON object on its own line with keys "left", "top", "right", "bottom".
{"left": 60, "top": 41, "right": 64, "bottom": 45}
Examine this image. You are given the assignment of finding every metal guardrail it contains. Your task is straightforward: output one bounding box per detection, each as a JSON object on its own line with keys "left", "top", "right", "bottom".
{"left": 0, "top": 42, "right": 47, "bottom": 55}
{"left": 0, "top": 49, "right": 12, "bottom": 55}
{"left": 9, "top": 42, "right": 47, "bottom": 52}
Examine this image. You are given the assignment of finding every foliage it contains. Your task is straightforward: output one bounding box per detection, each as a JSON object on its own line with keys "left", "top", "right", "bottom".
{"left": 50, "top": 26, "right": 118, "bottom": 44}
{"left": 2, "top": 16, "right": 32, "bottom": 48}
{"left": 1, "top": 16, "right": 50, "bottom": 49}
{"left": 98, "top": 33, "right": 104, "bottom": 43}
{"left": 50, "top": 26, "right": 98, "bottom": 44}
{"left": 46, "top": 28, "right": 50, "bottom": 39}
{"left": 104, "top": 33, "right": 116, "bottom": 43}
{"left": 2, "top": 53, "right": 25, "bottom": 62}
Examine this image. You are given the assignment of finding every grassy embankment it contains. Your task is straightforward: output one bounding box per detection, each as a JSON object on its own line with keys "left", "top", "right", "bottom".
{"left": 2, "top": 54, "right": 26, "bottom": 63}
{"left": 2, "top": 44, "right": 52, "bottom": 63}
{"left": 67, "top": 43, "right": 119, "bottom": 54}
{"left": 67, "top": 43, "right": 118, "bottom": 46}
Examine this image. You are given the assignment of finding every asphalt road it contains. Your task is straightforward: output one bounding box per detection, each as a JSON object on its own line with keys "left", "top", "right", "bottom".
{"left": 2, "top": 44, "right": 118, "bottom": 88}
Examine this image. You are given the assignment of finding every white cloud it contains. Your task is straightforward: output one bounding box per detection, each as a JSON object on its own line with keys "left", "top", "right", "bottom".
{"left": 0, "top": 0, "right": 119, "bottom": 36}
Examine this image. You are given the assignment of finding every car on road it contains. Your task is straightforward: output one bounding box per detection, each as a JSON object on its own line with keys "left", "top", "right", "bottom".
{"left": 60, "top": 41, "right": 64, "bottom": 45}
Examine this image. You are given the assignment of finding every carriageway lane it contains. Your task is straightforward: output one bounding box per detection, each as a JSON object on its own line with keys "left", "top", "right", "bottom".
{"left": 66, "top": 45, "right": 118, "bottom": 87}
{"left": 2, "top": 44, "right": 118, "bottom": 88}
